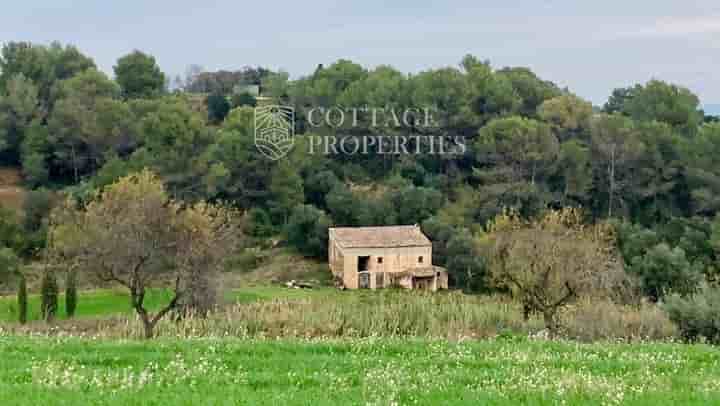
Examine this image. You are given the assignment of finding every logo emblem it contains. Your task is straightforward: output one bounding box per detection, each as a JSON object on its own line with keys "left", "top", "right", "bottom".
{"left": 254, "top": 105, "right": 294, "bottom": 160}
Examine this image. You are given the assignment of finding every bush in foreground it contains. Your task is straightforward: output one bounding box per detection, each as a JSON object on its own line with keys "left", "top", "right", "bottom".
{"left": 664, "top": 285, "right": 720, "bottom": 343}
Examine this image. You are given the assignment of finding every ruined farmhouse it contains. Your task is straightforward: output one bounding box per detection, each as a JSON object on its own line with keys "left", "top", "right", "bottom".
{"left": 328, "top": 225, "right": 448, "bottom": 291}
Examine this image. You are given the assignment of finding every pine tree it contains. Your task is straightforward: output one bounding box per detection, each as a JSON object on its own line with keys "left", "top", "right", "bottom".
{"left": 40, "top": 271, "right": 58, "bottom": 322}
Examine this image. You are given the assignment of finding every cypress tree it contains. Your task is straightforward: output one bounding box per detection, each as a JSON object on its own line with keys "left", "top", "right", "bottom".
{"left": 65, "top": 269, "right": 77, "bottom": 318}
{"left": 40, "top": 271, "right": 58, "bottom": 322}
{"left": 17, "top": 274, "right": 27, "bottom": 324}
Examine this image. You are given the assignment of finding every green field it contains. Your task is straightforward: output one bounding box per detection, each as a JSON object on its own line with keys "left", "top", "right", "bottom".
{"left": 0, "top": 286, "right": 332, "bottom": 323}
{"left": 0, "top": 335, "right": 718, "bottom": 405}
{"left": 0, "top": 286, "right": 709, "bottom": 404}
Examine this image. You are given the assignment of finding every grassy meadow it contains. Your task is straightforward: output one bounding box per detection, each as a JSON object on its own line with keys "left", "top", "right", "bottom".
{"left": 0, "top": 288, "right": 174, "bottom": 323}
{"left": 1, "top": 334, "right": 719, "bottom": 405}
{"left": 0, "top": 284, "right": 711, "bottom": 404}
{"left": 0, "top": 286, "right": 334, "bottom": 323}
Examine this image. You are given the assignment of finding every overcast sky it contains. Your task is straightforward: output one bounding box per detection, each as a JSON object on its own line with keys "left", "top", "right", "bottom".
{"left": 3, "top": 1, "right": 719, "bottom": 106}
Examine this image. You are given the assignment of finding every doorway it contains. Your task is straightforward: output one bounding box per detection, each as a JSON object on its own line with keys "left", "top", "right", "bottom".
{"left": 414, "top": 277, "right": 434, "bottom": 291}
{"left": 358, "top": 256, "right": 370, "bottom": 272}
{"left": 357, "top": 256, "right": 371, "bottom": 289}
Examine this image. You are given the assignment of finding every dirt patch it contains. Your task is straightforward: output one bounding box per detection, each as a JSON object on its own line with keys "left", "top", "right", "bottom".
{"left": 0, "top": 167, "right": 22, "bottom": 185}
{"left": 0, "top": 167, "right": 26, "bottom": 211}
{"left": 225, "top": 248, "right": 331, "bottom": 288}
{"left": 0, "top": 186, "right": 27, "bottom": 211}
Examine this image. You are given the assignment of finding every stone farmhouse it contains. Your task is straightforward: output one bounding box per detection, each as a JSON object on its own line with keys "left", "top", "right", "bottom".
{"left": 328, "top": 225, "right": 448, "bottom": 291}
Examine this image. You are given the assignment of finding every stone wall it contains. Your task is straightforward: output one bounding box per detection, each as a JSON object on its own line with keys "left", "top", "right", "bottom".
{"left": 336, "top": 245, "right": 432, "bottom": 289}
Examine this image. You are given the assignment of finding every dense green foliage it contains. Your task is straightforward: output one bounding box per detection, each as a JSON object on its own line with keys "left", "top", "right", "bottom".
{"left": 113, "top": 50, "right": 165, "bottom": 99}
{"left": 1, "top": 40, "right": 719, "bottom": 305}
{"left": 0, "top": 246, "right": 19, "bottom": 286}
{"left": 205, "top": 92, "right": 230, "bottom": 123}
{"left": 231, "top": 92, "right": 257, "bottom": 108}
{"left": 665, "top": 285, "right": 720, "bottom": 344}
{"left": 1, "top": 40, "right": 719, "bottom": 404}
{"left": 286, "top": 204, "right": 331, "bottom": 257}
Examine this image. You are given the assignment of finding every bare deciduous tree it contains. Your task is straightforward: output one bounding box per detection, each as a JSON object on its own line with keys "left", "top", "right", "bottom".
{"left": 173, "top": 201, "right": 240, "bottom": 317}
{"left": 487, "top": 208, "right": 627, "bottom": 335}
{"left": 50, "top": 169, "right": 240, "bottom": 338}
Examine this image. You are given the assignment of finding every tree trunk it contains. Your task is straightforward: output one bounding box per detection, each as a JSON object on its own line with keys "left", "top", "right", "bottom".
{"left": 142, "top": 318, "right": 155, "bottom": 339}
{"left": 71, "top": 144, "right": 79, "bottom": 184}
{"left": 523, "top": 303, "right": 532, "bottom": 321}
{"left": 132, "top": 289, "right": 180, "bottom": 339}
{"left": 132, "top": 302, "right": 155, "bottom": 339}
{"left": 543, "top": 309, "right": 558, "bottom": 336}
{"left": 531, "top": 161, "right": 537, "bottom": 185}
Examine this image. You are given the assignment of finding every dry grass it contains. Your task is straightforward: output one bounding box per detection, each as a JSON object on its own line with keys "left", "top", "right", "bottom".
{"left": 562, "top": 298, "right": 677, "bottom": 341}
{"left": 2, "top": 289, "right": 678, "bottom": 342}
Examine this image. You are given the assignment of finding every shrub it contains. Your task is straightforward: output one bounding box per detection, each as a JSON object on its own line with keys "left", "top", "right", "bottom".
{"left": 445, "top": 231, "right": 486, "bottom": 292}
{"left": 630, "top": 243, "right": 702, "bottom": 301}
{"left": 244, "top": 208, "right": 274, "bottom": 238}
{"left": 664, "top": 285, "right": 720, "bottom": 343}
{"left": 21, "top": 152, "right": 50, "bottom": 187}
{"left": 0, "top": 207, "right": 24, "bottom": 253}
{"left": 285, "top": 204, "right": 331, "bottom": 258}
{"left": 231, "top": 92, "right": 257, "bottom": 108}
{"left": 304, "top": 170, "right": 340, "bottom": 210}
{"left": 564, "top": 298, "right": 677, "bottom": 342}
{"left": 22, "top": 188, "right": 54, "bottom": 233}
{"left": 206, "top": 93, "right": 230, "bottom": 123}
{"left": 0, "top": 246, "right": 19, "bottom": 286}
{"left": 229, "top": 249, "right": 263, "bottom": 272}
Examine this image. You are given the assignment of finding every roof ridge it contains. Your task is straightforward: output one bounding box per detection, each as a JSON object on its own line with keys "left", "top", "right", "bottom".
{"left": 330, "top": 225, "right": 431, "bottom": 248}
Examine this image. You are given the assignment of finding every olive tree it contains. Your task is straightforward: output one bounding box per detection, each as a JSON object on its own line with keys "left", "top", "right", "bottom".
{"left": 50, "top": 169, "right": 240, "bottom": 338}
{"left": 487, "top": 208, "right": 627, "bottom": 334}
{"left": 173, "top": 201, "right": 241, "bottom": 316}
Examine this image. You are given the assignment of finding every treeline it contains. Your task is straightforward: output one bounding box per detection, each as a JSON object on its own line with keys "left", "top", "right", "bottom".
{"left": 1, "top": 42, "right": 720, "bottom": 317}
{"left": 177, "top": 65, "right": 271, "bottom": 94}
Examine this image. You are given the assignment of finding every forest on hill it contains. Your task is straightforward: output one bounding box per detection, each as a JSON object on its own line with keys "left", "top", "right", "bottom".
{"left": 1, "top": 41, "right": 720, "bottom": 339}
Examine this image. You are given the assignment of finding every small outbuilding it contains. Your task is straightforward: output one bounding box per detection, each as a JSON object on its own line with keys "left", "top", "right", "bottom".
{"left": 328, "top": 225, "right": 448, "bottom": 291}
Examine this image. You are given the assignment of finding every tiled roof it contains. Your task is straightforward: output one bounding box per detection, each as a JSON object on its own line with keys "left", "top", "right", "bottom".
{"left": 396, "top": 266, "right": 447, "bottom": 278}
{"left": 330, "top": 225, "right": 431, "bottom": 248}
